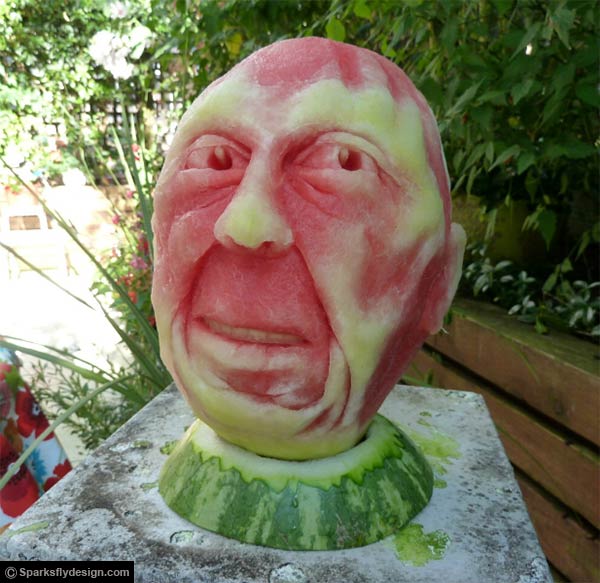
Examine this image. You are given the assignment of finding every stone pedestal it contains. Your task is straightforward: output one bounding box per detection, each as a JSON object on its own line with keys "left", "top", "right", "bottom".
{"left": 0, "top": 385, "right": 552, "bottom": 583}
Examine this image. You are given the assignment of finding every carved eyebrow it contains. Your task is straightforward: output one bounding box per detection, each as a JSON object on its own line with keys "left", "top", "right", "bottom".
{"left": 184, "top": 133, "right": 251, "bottom": 157}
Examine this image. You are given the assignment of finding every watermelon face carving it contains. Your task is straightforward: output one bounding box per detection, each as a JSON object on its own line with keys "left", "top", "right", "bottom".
{"left": 152, "top": 38, "right": 466, "bottom": 461}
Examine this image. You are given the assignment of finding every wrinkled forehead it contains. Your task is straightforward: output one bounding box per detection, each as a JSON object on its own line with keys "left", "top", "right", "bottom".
{"left": 189, "top": 37, "right": 428, "bottom": 120}
{"left": 160, "top": 38, "right": 451, "bottom": 225}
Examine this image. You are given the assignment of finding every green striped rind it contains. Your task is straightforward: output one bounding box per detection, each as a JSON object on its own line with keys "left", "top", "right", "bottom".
{"left": 159, "top": 415, "right": 433, "bottom": 550}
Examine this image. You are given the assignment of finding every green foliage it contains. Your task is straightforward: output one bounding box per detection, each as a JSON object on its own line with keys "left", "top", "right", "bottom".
{"left": 313, "top": 0, "right": 599, "bottom": 278}
{"left": 29, "top": 362, "right": 140, "bottom": 450}
{"left": 1, "top": 0, "right": 597, "bottom": 471}
{"left": 0, "top": 1, "right": 107, "bottom": 182}
{"left": 0, "top": 104, "right": 170, "bottom": 468}
{"left": 93, "top": 119, "right": 157, "bottom": 357}
{"left": 461, "top": 243, "right": 600, "bottom": 337}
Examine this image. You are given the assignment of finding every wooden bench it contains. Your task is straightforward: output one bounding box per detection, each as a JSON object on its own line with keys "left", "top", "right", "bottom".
{"left": 406, "top": 298, "right": 600, "bottom": 582}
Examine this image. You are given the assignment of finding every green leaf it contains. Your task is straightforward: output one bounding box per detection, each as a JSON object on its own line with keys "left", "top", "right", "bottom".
{"left": 517, "top": 150, "right": 536, "bottom": 175}
{"left": 419, "top": 78, "right": 443, "bottom": 107}
{"left": 560, "top": 258, "right": 573, "bottom": 274}
{"left": 440, "top": 18, "right": 458, "bottom": 51}
{"left": 535, "top": 317, "right": 548, "bottom": 335}
{"left": 447, "top": 82, "right": 482, "bottom": 117}
{"left": 452, "top": 149, "right": 465, "bottom": 173}
{"left": 537, "top": 209, "right": 557, "bottom": 250}
{"left": 326, "top": 18, "right": 346, "bottom": 42}
{"left": 353, "top": 0, "right": 372, "bottom": 19}
{"left": 543, "top": 271, "right": 558, "bottom": 293}
{"left": 550, "top": 6, "right": 576, "bottom": 49}
{"left": 464, "top": 142, "right": 486, "bottom": 170}
{"left": 470, "top": 105, "right": 494, "bottom": 129}
{"left": 543, "top": 141, "right": 564, "bottom": 160}
{"left": 559, "top": 172, "right": 569, "bottom": 195}
{"left": 575, "top": 82, "right": 600, "bottom": 107}
{"left": 490, "top": 0, "right": 513, "bottom": 17}
{"left": 552, "top": 63, "right": 575, "bottom": 93}
{"left": 576, "top": 231, "right": 591, "bottom": 260}
{"left": 477, "top": 89, "right": 506, "bottom": 105}
{"left": 485, "top": 142, "right": 494, "bottom": 164}
{"left": 491, "top": 145, "right": 521, "bottom": 170}
{"left": 4, "top": 367, "right": 22, "bottom": 391}
{"left": 510, "top": 23, "right": 541, "bottom": 60}
{"left": 562, "top": 139, "right": 596, "bottom": 160}
{"left": 573, "top": 45, "right": 598, "bottom": 68}
{"left": 466, "top": 165, "right": 479, "bottom": 195}
{"left": 511, "top": 79, "right": 534, "bottom": 105}
{"left": 541, "top": 94, "right": 562, "bottom": 126}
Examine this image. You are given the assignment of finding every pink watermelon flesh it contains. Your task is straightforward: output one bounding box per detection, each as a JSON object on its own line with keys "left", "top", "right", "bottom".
{"left": 187, "top": 245, "right": 331, "bottom": 409}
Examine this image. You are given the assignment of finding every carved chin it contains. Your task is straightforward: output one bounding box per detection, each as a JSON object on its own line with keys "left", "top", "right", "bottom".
{"left": 169, "top": 313, "right": 351, "bottom": 437}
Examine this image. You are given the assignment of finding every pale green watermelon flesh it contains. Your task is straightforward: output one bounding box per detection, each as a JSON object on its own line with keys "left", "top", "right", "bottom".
{"left": 159, "top": 414, "right": 433, "bottom": 550}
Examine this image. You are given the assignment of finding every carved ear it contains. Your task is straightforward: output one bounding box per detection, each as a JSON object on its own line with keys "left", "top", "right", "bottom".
{"left": 420, "top": 223, "right": 466, "bottom": 335}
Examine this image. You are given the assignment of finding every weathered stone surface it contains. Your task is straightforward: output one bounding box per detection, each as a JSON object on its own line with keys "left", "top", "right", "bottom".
{"left": 0, "top": 385, "right": 552, "bottom": 583}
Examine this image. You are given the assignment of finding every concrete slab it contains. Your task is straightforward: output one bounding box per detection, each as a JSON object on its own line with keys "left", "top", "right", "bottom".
{"left": 0, "top": 384, "right": 552, "bottom": 583}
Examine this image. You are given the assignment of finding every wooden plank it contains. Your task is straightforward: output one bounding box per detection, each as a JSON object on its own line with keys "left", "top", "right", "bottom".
{"left": 426, "top": 298, "right": 600, "bottom": 445}
{"left": 408, "top": 350, "right": 600, "bottom": 529}
{"left": 517, "top": 473, "right": 600, "bottom": 583}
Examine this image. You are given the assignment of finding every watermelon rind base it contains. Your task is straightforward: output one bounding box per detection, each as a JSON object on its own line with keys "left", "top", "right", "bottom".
{"left": 158, "top": 414, "right": 433, "bottom": 551}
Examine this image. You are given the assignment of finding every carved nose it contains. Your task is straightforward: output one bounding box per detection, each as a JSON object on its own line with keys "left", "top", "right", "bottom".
{"left": 214, "top": 170, "right": 293, "bottom": 253}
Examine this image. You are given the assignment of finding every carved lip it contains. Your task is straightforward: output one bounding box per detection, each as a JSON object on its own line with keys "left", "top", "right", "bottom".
{"left": 198, "top": 317, "right": 306, "bottom": 346}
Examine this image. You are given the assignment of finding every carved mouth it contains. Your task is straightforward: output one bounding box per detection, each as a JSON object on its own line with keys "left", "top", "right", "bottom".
{"left": 202, "top": 317, "right": 305, "bottom": 346}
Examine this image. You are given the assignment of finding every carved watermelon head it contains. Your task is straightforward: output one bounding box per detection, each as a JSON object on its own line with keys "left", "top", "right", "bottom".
{"left": 152, "top": 37, "right": 466, "bottom": 460}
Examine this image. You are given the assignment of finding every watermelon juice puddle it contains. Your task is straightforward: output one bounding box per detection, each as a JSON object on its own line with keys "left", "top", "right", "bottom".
{"left": 391, "top": 523, "right": 451, "bottom": 567}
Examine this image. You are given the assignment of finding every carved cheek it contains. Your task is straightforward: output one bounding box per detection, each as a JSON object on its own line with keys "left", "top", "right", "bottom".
{"left": 160, "top": 173, "right": 235, "bottom": 311}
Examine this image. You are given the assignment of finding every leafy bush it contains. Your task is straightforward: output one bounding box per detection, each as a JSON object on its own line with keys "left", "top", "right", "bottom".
{"left": 461, "top": 243, "right": 599, "bottom": 337}
{"left": 314, "top": 0, "right": 599, "bottom": 332}
{"left": 315, "top": 0, "right": 598, "bottom": 249}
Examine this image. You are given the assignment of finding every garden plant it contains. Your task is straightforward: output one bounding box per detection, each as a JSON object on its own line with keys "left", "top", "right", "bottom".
{"left": 0, "top": 0, "right": 597, "bottom": 487}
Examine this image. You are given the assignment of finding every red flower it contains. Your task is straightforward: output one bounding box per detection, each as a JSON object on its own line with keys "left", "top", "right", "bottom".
{"left": 42, "top": 459, "right": 72, "bottom": 492}
{"left": 128, "top": 291, "right": 138, "bottom": 304}
{"left": 15, "top": 389, "right": 51, "bottom": 440}
{"left": 0, "top": 435, "right": 39, "bottom": 518}
{"left": 130, "top": 256, "right": 148, "bottom": 270}
{"left": 137, "top": 236, "right": 149, "bottom": 255}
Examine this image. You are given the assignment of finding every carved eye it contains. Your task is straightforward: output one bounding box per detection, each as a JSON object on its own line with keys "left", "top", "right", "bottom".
{"left": 338, "top": 147, "right": 367, "bottom": 171}
{"left": 294, "top": 142, "right": 377, "bottom": 173}
{"left": 184, "top": 138, "right": 249, "bottom": 171}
